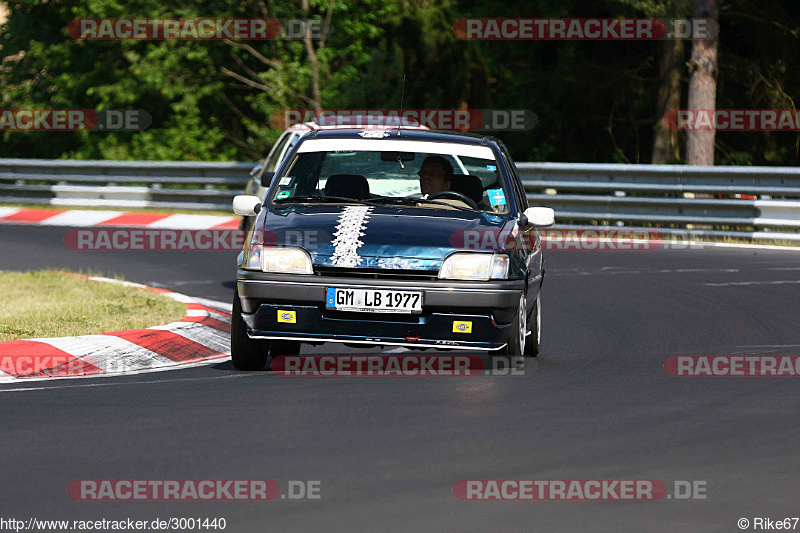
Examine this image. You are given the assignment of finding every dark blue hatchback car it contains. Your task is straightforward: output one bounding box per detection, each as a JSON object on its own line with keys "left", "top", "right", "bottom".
{"left": 231, "top": 128, "right": 554, "bottom": 370}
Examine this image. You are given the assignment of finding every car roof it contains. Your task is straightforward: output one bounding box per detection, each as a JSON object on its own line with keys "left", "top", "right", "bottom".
{"left": 288, "top": 116, "right": 431, "bottom": 132}
{"left": 305, "top": 128, "right": 500, "bottom": 146}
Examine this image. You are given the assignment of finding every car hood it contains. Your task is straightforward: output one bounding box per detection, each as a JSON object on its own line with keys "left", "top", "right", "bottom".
{"left": 262, "top": 205, "right": 511, "bottom": 270}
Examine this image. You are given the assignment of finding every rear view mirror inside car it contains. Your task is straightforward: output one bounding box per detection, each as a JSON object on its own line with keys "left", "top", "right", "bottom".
{"left": 381, "top": 151, "right": 415, "bottom": 162}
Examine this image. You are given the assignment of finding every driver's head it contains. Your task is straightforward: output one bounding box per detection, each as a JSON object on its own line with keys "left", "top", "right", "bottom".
{"left": 418, "top": 155, "right": 453, "bottom": 196}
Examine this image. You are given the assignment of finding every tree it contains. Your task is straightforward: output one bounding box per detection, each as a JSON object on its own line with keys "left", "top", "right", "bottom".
{"left": 1, "top": 0, "right": 796, "bottom": 164}
{"left": 685, "top": 0, "right": 719, "bottom": 165}
{"left": 652, "top": 38, "right": 684, "bottom": 163}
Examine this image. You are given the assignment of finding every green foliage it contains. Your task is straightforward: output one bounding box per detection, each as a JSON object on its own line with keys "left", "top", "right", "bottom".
{"left": 0, "top": 0, "right": 797, "bottom": 164}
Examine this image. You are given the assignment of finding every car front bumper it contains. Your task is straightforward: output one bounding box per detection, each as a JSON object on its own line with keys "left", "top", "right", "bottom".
{"left": 236, "top": 270, "right": 530, "bottom": 351}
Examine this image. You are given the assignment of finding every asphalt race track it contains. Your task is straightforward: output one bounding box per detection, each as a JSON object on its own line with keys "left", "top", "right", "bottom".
{"left": 1, "top": 224, "right": 798, "bottom": 532}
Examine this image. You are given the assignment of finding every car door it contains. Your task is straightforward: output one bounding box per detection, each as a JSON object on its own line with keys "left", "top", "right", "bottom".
{"left": 500, "top": 144, "right": 542, "bottom": 309}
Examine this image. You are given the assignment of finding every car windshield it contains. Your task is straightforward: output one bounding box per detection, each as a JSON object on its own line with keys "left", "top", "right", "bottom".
{"left": 268, "top": 138, "right": 511, "bottom": 214}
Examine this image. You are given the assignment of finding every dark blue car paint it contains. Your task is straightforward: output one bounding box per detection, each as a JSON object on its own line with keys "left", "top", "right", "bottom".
{"left": 236, "top": 129, "right": 545, "bottom": 351}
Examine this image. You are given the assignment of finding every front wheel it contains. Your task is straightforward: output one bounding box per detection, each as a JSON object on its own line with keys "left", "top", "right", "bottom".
{"left": 526, "top": 293, "right": 541, "bottom": 357}
{"left": 230, "top": 290, "right": 269, "bottom": 370}
{"left": 494, "top": 292, "right": 540, "bottom": 357}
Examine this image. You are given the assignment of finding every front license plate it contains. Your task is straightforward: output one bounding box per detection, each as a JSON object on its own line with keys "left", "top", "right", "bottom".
{"left": 326, "top": 288, "right": 423, "bottom": 314}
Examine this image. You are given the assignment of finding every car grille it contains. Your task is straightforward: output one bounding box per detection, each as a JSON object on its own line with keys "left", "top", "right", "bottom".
{"left": 314, "top": 267, "right": 439, "bottom": 282}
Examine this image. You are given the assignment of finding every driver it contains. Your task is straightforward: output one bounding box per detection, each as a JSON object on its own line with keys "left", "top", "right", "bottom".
{"left": 417, "top": 155, "right": 453, "bottom": 196}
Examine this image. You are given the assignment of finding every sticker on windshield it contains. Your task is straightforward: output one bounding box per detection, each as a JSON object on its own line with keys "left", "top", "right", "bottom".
{"left": 279, "top": 176, "right": 294, "bottom": 186}
{"left": 488, "top": 189, "right": 506, "bottom": 206}
{"left": 276, "top": 190, "right": 291, "bottom": 200}
{"left": 486, "top": 164, "right": 497, "bottom": 171}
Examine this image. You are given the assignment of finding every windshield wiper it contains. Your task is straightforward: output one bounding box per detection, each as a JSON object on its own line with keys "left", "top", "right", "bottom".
{"left": 273, "top": 195, "right": 376, "bottom": 206}
{"left": 275, "top": 194, "right": 478, "bottom": 212}
{"left": 369, "top": 196, "right": 477, "bottom": 212}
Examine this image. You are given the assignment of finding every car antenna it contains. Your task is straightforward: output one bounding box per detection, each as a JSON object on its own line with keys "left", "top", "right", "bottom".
{"left": 397, "top": 74, "right": 406, "bottom": 135}
{"left": 394, "top": 73, "right": 407, "bottom": 169}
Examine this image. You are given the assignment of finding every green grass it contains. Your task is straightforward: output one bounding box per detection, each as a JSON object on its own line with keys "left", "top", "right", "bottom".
{"left": 0, "top": 270, "right": 187, "bottom": 341}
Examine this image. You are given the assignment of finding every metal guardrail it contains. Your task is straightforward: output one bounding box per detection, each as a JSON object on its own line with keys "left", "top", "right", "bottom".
{"left": 1, "top": 158, "right": 799, "bottom": 241}
{"left": 517, "top": 163, "right": 800, "bottom": 242}
{"left": 517, "top": 162, "right": 800, "bottom": 196}
{"left": 0, "top": 158, "right": 253, "bottom": 211}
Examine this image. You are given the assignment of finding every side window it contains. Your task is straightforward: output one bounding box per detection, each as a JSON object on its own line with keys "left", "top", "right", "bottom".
{"left": 500, "top": 147, "right": 528, "bottom": 213}
{"left": 265, "top": 132, "right": 294, "bottom": 173}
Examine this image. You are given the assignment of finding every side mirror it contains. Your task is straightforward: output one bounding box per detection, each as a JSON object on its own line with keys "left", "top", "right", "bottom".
{"left": 520, "top": 206, "right": 555, "bottom": 227}
{"left": 233, "top": 195, "right": 262, "bottom": 216}
{"left": 260, "top": 171, "right": 275, "bottom": 187}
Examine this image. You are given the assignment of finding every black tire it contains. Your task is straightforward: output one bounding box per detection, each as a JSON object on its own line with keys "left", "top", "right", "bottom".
{"left": 491, "top": 292, "right": 526, "bottom": 358}
{"left": 524, "top": 294, "right": 540, "bottom": 357}
{"left": 230, "top": 290, "right": 269, "bottom": 371}
{"left": 492, "top": 291, "right": 540, "bottom": 358}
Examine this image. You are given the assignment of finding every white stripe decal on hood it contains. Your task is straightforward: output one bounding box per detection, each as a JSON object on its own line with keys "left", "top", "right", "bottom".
{"left": 331, "top": 206, "right": 373, "bottom": 267}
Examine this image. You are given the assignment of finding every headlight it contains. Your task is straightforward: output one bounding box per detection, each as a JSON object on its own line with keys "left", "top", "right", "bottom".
{"left": 243, "top": 245, "right": 313, "bottom": 274}
{"left": 438, "top": 253, "right": 509, "bottom": 281}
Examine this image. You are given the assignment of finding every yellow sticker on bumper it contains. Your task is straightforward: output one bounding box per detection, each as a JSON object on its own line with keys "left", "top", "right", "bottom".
{"left": 453, "top": 321, "right": 472, "bottom": 333}
{"left": 277, "top": 310, "right": 296, "bottom": 324}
